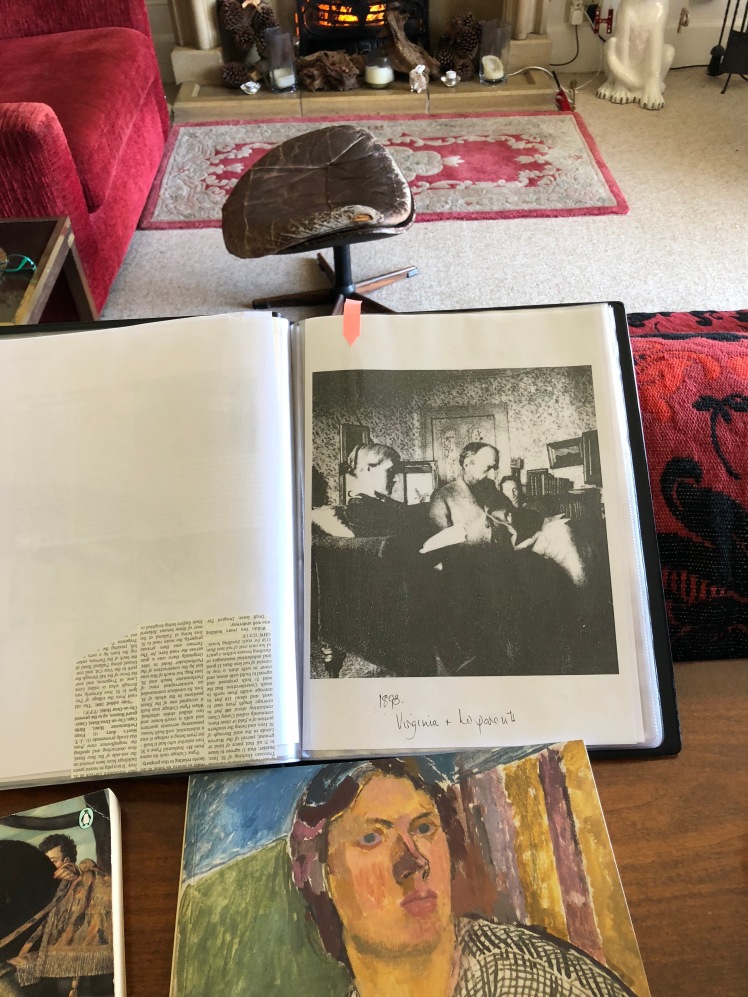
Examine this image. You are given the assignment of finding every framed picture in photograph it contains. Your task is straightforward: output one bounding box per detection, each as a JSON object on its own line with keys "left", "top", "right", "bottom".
{"left": 547, "top": 437, "right": 583, "bottom": 470}
{"left": 423, "top": 405, "right": 510, "bottom": 485}
{"left": 582, "top": 429, "right": 602, "bottom": 486}
{"left": 339, "top": 423, "right": 370, "bottom": 463}
{"left": 390, "top": 460, "right": 438, "bottom": 505}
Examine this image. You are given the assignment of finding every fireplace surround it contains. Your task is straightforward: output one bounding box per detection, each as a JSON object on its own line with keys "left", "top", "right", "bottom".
{"left": 169, "top": 0, "right": 549, "bottom": 59}
{"left": 168, "top": 0, "right": 553, "bottom": 117}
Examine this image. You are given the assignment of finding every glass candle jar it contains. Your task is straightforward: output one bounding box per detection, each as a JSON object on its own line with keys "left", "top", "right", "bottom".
{"left": 265, "top": 28, "right": 297, "bottom": 93}
{"left": 479, "top": 20, "right": 511, "bottom": 86}
{"left": 364, "top": 54, "right": 395, "bottom": 89}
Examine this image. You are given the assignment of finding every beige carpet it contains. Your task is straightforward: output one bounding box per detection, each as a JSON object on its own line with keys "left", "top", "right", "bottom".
{"left": 103, "top": 69, "right": 748, "bottom": 322}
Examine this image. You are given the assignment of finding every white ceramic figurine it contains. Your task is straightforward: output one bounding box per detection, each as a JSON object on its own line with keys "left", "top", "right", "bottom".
{"left": 596, "top": 0, "right": 675, "bottom": 110}
{"left": 409, "top": 64, "right": 429, "bottom": 93}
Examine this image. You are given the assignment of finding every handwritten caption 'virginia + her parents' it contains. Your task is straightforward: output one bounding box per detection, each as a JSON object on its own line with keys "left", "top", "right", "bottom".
{"left": 378, "top": 693, "right": 517, "bottom": 741}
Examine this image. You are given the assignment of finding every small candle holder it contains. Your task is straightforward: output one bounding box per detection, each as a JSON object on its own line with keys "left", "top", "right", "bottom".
{"left": 479, "top": 20, "right": 511, "bottom": 86}
{"left": 441, "top": 70, "right": 460, "bottom": 87}
{"left": 364, "top": 53, "right": 394, "bottom": 89}
{"left": 265, "top": 28, "right": 297, "bottom": 93}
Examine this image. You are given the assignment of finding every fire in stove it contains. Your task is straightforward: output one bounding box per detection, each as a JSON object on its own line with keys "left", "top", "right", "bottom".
{"left": 297, "top": 0, "right": 428, "bottom": 56}
{"left": 311, "top": 2, "right": 387, "bottom": 29}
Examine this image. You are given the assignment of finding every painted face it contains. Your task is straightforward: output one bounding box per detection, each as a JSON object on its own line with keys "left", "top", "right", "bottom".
{"left": 44, "top": 847, "right": 66, "bottom": 869}
{"left": 463, "top": 446, "right": 498, "bottom": 486}
{"left": 326, "top": 772, "right": 453, "bottom": 960}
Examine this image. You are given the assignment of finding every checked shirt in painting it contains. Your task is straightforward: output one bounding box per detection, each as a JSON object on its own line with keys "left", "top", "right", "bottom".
{"left": 346, "top": 918, "right": 637, "bottom": 997}
{"left": 453, "top": 918, "right": 636, "bottom": 997}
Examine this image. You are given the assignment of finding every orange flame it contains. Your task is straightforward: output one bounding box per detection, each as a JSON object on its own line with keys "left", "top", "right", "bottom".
{"left": 310, "top": 1, "right": 386, "bottom": 28}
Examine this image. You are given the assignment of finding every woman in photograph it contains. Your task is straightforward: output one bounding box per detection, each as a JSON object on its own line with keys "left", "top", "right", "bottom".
{"left": 288, "top": 758, "right": 638, "bottom": 997}
{"left": 343, "top": 442, "right": 411, "bottom": 538}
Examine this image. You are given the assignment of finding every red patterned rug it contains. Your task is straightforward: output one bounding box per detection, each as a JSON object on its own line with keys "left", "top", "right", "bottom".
{"left": 629, "top": 310, "right": 748, "bottom": 661}
{"left": 141, "top": 111, "right": 627, "bottom": 229}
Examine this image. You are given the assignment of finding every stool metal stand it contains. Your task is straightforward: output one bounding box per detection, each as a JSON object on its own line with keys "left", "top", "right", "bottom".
{"left": 252, "top": 245, "right": 420, "bottom": 315}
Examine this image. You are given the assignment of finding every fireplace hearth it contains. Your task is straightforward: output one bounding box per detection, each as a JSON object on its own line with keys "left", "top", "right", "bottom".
{"left": 296, "top": 0, "right": 428, "bottom": 55}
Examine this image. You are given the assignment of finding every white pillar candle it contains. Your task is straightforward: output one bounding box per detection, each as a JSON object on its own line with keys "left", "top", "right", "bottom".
{"left": 365, "top": 65, "right": 394, "bottom": 87}
{"left": 481, "top": 55, "right": 505, "bottom": 81}
{"left": 272, "top": 67, "right": 296, "bottom": 89}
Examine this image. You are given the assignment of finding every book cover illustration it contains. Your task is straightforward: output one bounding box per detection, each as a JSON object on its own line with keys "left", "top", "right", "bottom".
{"left": 0, "top": 790, "right": 119, "bottom": 997}
{"left": 172, "top": 742, "right": 649, "bottom": 997}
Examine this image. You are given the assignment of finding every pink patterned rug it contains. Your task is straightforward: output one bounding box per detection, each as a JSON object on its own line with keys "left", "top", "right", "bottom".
{"left": 141, "top": 111, "right": 627, "bottom": 229}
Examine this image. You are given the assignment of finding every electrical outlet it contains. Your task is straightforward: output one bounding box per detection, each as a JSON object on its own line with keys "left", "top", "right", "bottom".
{"left": 594, "top": 7, "right": 615, "bottom": 33}
{"left": 565, "top": 0, "right": 585, "bottom": 24}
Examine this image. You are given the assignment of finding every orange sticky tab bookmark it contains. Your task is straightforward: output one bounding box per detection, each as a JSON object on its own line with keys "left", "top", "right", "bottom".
{"left": 343, "top": 298, "right": 362, "bottom": 345}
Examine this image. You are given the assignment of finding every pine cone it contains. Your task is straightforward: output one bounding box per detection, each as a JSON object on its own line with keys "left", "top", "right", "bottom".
{"left": 217, "top": 0, "right": 246, "bottom": 33}
{"left": 252, "top": 3, "right": 279, "bottom": 33}
{"left": 454, "top": 55, "right": 476, "bottom": 80}
{"left": 251, "top": 4, "right": 280, "bottom": 57}
{"left": 450, "top": 14, "right": 481, "bottom": 56}
{"left": 232, "top": 24, "right": 256, "bottom": 51}
{"left": 222, "top": 60, "right": 253, "bottom": 89}
{"left": 433, "top": 37, "right": 455, "bottom": 73}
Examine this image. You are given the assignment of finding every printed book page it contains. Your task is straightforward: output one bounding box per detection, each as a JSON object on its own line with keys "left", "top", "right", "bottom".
{"left": 301, "top": 304, "right": 653, "bottom": 755}
{"left": 72, "top": 614, "right": 277, "bottom": 779}
{"left": 0, "top": 313, "right": 299, "bottom": 787}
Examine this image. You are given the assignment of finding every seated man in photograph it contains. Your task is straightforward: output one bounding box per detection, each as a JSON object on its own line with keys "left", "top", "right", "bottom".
{"left": 425, "top": 444, "right": 517, "bottom": 672}
{"left": 428, "top": 442, "right": 512, "bottom": 546}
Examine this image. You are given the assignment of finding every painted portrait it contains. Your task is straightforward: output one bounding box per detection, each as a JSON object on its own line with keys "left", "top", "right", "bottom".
{"left": 171, "top": 743, "right": 649, "bottom": 997}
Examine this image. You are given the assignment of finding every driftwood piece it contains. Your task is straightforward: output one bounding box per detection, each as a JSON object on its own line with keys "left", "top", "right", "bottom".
{"left": 297, "top": 50, "right": 364, "bottom": 91}
{"left": 384, "top": 10, "right": 441, "bottom": 78}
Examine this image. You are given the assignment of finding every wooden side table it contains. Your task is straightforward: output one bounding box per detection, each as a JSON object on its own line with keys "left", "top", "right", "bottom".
{"left": 0, "top": 217, "right": 98, "bottom": 326}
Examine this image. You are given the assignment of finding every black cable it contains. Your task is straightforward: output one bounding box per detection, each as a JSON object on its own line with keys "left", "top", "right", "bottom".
{"left": 671, "top": 63, "right": 709, "bottom": 70}
{"left": 551, "top": 24, "right": 580, "bottom": 66}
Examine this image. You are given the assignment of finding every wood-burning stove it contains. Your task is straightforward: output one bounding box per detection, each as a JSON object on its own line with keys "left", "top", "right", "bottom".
{"left": 296, "top": 0, "right": 428, "bottom": 56}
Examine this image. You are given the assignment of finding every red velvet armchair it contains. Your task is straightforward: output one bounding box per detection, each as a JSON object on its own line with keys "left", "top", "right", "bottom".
{"left": 0, "top": 0, "right": 169, "bottom": 313}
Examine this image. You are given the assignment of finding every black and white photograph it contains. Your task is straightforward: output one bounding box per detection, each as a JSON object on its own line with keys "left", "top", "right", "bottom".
{"left": 310, "top": 365, "right": 617, "bottom": 681}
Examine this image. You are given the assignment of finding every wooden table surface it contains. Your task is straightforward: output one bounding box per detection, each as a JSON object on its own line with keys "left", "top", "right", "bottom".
{"left": 1, "top": 658, "right": 746, "bottom": 997}
{"left": 0, "top": 217, "right": 97, "bottom": 326}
